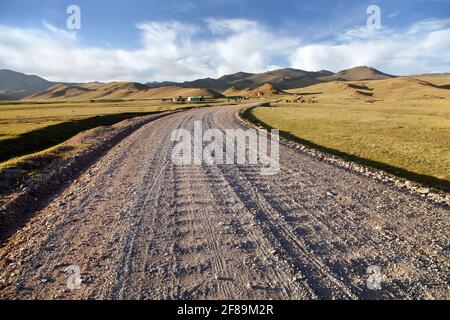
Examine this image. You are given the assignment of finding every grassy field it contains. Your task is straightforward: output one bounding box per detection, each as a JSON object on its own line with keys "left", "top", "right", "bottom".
{"left": 247, "top": 96, "right": 450, "bottom": 192}
{"left": 0, "top": 99, "right": 229, "bottom": 141}
{"left": 413, "top": 75, "right": 450, "bottom": 87}
{"left": 0, "top": 98, "right": 228, "bottom": 163}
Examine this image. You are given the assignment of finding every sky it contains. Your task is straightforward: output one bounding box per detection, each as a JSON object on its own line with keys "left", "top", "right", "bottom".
{"left": 0, "top": 0, "right": 449, "bottom": 82}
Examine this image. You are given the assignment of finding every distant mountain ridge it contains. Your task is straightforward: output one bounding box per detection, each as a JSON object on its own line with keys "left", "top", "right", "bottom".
{"left": 145, "top": 66, "right": 393, "bottom": 92}
{"left": 0, "top": 69, "right": 81, "bottom": 100}
{"left": 0, "top": 66, "right": 396, "bottom": 101}
{"left": 146, "top": 68, "right": 337, "bottom": 92}
{"left": 0, "top": 69, "right": 53, "bottom": 100}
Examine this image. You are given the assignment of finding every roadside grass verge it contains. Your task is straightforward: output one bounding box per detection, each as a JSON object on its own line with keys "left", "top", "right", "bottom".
{"left": 0, "top": 100, "right": 221, "bottom": 141}
{"left": 0, "top": 112, "right": 154, "bottom": 162}
{"left": 0, "top": 99, "right": 230, "bottom": 163}
{"left": 242, "top": 101, "right": 450, "bottom": 193}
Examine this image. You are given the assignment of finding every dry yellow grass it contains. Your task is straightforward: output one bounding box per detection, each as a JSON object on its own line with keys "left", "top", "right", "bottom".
{"left": 413, "top": 74, "right": 450, "bottom": 87}
{"left": 287, "top": 77, "right": 450, "bottom": 100}
{"left": 248, "top": 77, "right": 450, "bottom": 191}
{"left": 0, "top": 100, "right": 183, "bottom": 141}
{"left": 0, "top": 98, "right": 229, "bottom": 163}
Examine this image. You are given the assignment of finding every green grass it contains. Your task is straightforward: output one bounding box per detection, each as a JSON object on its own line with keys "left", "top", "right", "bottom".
{"left": 245, "top": 99, "right": 450, "bottom": 192}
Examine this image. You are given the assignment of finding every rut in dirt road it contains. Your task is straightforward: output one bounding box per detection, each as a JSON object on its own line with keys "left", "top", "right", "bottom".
{"left": 0, "top": 104, "right": 448, "bottom": 300}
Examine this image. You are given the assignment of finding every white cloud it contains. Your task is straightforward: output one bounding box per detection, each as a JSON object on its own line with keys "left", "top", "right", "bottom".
{"left": 0, "top": 19, "right": 298, "bottom": 83}
{"left": 204, "top": 18, "right": 300, "bottom": 75}
{"left": 289, "top": 19, "right": 450, "bottom": 75}
{"left": 42, "top": 20, "right": 77, "bottom": 41}
{"left": 388, "top": 12, "right": 400, "bottom": 19}
{"left": 0, "top": 18, "right": 448, "bottom": 83}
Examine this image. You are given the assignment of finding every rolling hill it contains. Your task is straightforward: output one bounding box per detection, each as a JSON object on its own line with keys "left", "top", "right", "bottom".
{"left": 319, "top": 66, "right": 394, "bottom": 81}
{"left": 412, "top": 73, "right": 450, "bottom": 88}
{"left": 223, "top": 83, "right": 285, "bottom": 97}
{"left": 356, "top": 77, "right": 450, "bottom": 99}
{"left": 288, "top": 77, "right": 450, "bottom": 100}
{"left": 25, "top": 82, "right": 224, "bottom": 101}
{"left": 288, "top": 81, "right": 375, "bottom": 99}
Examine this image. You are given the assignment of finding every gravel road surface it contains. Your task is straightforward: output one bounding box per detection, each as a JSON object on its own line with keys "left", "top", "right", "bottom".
{"left": 0, "top": 104, "right": 448, "bottom": 300}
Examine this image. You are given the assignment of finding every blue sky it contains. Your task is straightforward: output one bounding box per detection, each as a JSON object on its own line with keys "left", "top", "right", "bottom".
{"left": 0, "top": 0, "right": 449, "bottom": 82}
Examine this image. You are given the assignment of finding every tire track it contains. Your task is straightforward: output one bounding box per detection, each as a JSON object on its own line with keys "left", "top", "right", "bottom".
{"left": 0, "top": 104, "right": 447, "bottom": 300}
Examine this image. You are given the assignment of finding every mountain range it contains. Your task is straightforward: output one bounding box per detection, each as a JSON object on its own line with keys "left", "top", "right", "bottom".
{"left": 145, "top": 66, "right": 393, "bottom": 92}
{"left": 0, "top": 66, "right": 395, "bottom": 100}
{"left": 0, "top": 69, "right": 54, "bottom": 100}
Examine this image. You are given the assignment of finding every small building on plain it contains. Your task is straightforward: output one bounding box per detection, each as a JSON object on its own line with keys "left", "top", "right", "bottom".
{"left": 187, "top": 96, "right": 204, "bottom": 103}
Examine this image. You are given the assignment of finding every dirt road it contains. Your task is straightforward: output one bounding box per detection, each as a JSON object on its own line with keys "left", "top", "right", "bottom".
{"left": 0, "top": 104, "right": 448, "bottom": 300}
